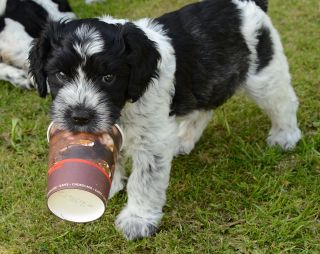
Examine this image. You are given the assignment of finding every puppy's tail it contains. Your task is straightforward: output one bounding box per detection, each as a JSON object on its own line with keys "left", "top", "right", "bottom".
{"left": 252, "top": 0, "right": 268, "bottom": 12}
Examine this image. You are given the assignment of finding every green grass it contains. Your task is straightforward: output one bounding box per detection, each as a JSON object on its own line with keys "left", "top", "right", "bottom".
{"left": 0, "top": 0, "right": 320, "bottom": 253}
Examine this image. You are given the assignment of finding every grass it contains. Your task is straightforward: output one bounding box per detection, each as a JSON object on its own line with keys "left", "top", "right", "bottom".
{"left": 0, "top": 0, "right": 319, "bottom": 253}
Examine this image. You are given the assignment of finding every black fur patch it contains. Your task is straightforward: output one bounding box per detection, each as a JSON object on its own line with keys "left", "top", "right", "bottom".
{"left": 156, "top": 0, "right": 250, "bottom": 116}
{"left": 3, "top": 0, "right": 73, "bottom": 38}
{"left": 256, "top": 26, "right": 273, "bottom": 73}
{"left": 254, "top": 0, "right": 268, "bottom": 12}
{"left": 52, "top": 0, "right": 73, "bottom": 12}
{"left": 0, "top": 17, "right": 4, "bottom": 32}
{"left": 5, "top": 0, "right": 48, "bottom": 38}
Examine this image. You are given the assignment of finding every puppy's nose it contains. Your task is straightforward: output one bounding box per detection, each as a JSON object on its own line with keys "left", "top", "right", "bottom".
{"left": 71, "top": 110, "right": 91, "bottom": 126}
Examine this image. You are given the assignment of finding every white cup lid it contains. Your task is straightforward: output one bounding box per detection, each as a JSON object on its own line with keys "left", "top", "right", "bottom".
{"left": 47, "top": 189, "right": 105, "bottom": 223}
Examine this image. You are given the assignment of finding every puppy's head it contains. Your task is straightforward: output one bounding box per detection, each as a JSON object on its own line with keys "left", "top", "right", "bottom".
{"left": 29, "top": 18, "right": 160, "bottom": 132}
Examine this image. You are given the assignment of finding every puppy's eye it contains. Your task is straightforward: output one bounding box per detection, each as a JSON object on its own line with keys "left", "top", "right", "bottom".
{"left": 56, "top": 72, "right": 67, "bottom": 82}
{"left": 102, "top": 74, "right": 116, "bottom": 84}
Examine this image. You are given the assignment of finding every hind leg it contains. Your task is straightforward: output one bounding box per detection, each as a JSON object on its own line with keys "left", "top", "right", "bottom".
{"left": 244, "top": 56, "right": 301, "bottom": 150}
{"left": 175, "top": 110, "right": 212, "bottom": 155}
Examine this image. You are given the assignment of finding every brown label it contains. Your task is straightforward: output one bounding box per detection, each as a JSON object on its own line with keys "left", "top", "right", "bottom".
{"left": 48, "top": 124, "right": 122, "bottom": 181}
{"left": 47, "top": 160, "right": 111, "bottom": 204}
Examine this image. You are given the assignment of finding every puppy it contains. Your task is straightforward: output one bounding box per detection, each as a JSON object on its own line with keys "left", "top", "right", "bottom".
{"left": 29, "top": 0, "right": 301, "bottom": 240}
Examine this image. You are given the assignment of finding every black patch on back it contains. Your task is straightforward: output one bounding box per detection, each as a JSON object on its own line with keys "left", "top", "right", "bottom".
{"left": 156, "top": 0, "right": 250, "bottom": 116}
{"left": 256, "top": 26, "right": 273, "bottom": 72}
{"left": 52, "top": 0, "right": 73, "bottom": 12}
{"left": 5, "top": 0, "right": 49, "bottom": 38}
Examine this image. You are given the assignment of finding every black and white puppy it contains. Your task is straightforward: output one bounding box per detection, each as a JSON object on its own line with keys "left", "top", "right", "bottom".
{"left": 29, "top": 0, "right": 301, "bottom": 240}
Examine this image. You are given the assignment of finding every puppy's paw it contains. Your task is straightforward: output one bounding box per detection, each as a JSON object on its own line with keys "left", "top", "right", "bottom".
{"left": 267, "top": 127, "right": 301, "bottom": 150}
{"left": 115, "top": 208, "right": 159, "bottom": 240}
{"left": 174, "top": 139, "right": 195, "bottom": 156}
{"left": 9, "top": 69, "right": 33, "bottom": 89}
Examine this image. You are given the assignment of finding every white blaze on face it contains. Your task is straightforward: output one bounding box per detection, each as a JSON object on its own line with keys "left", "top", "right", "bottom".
{"left": 73, "top": 24, "right": 105, "bottom": 59}
{"left": 52, "top": 67, "right": 111, "bottom": 132}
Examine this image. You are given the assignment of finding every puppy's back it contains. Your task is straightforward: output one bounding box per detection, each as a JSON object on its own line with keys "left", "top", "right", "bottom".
{"left": 156, "top": 0, "right": 252, "bottom": 115}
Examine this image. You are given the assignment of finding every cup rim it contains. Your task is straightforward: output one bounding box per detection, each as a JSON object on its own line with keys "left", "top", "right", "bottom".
{"left": 47, "top": 188, "right": 106, "bottom": 223}
{"left": 47, "top": 122, "right": 125, "bottom": 151}
{"left": 47, "top": 121, "right": 55, "bottom": 143}
{"left": 114, "top": 124, "right": 125, "bottom": 150}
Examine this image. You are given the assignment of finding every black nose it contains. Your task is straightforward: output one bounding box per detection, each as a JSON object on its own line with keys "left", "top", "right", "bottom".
{"left": 71, "top": 110, "right": 91, "bottom": 126}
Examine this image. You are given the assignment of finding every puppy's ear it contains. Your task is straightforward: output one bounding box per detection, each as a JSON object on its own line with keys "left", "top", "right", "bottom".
{"left": 29, "top": 21, "right": 64, "bottom": 97}
{"left": 122, "top": 23, "right": 161, "bottom": 102}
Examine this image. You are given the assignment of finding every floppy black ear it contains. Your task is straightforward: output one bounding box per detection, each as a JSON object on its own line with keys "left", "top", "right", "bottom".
{"left": 29, "top": 21, "right": 64, "bottom": 97}
{"left": 122, "top": 23, "right": 161, "bottom": 102}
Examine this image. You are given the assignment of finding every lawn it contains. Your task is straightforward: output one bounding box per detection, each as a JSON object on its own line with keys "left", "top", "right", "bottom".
{"left": 0, "top": 0, "right": 319, "bottom": 253}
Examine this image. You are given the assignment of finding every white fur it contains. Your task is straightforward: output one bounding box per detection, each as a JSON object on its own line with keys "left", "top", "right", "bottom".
{"left": 232, "top": 0, "right": 265, "bottom": 75}
{"left": 0, "top": 0, "right": 6, "bottom": 16}
{"left": 0, "top": 63, "right": 31, "bottom": 88}
{"left": 100, "top": 15, "right": 128, "bottom": 25}
{"left": 0, "top": 18, "right": 33, "bottom": 69}
{"left": 0, "top": 18, "right": 33, "bottom": 88}
{"left": 100, "top": 17, "right": 179, "bottom": 240}
{"left": 233, "top": 0, "right": 301, "bottom": 149}
{"left": 52, "top": 68, "right": 112, "bottom": 132}
{"left": 74, "top": 25, "right": 105, "bottom": 58}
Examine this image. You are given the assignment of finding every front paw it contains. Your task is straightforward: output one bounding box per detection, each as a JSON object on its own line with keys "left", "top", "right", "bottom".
{"left": 267, "top": 127, "right": 301, "bottom": 150}
{"left": 115, "top": 208, "right": 160, "bottom": 240}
